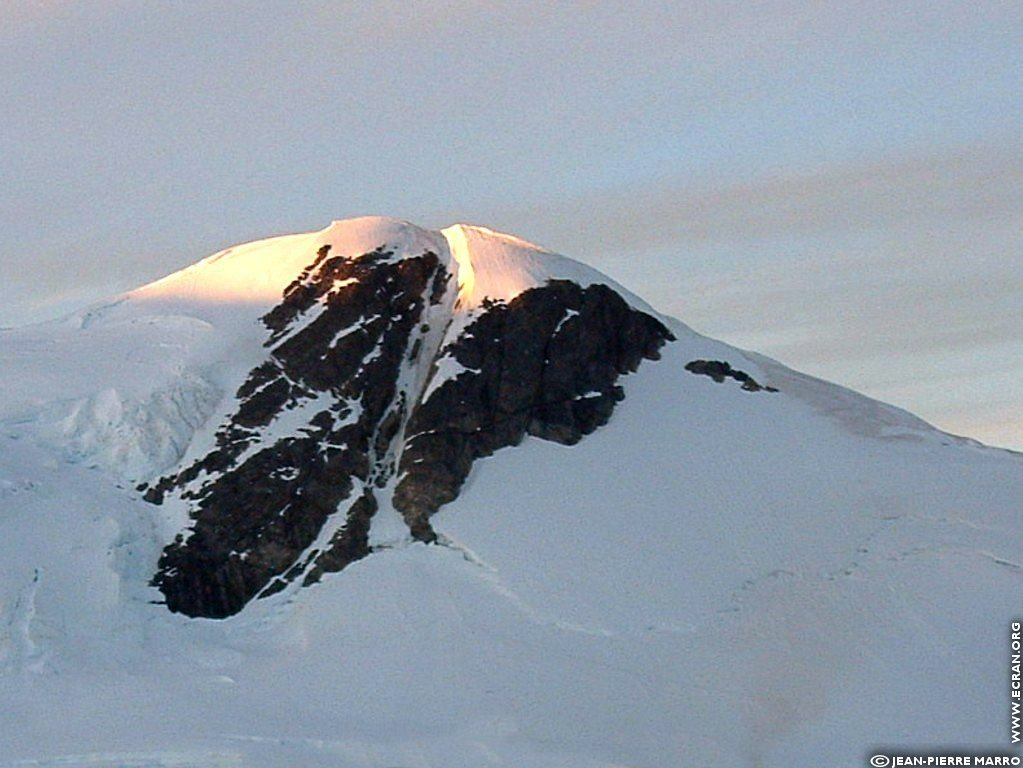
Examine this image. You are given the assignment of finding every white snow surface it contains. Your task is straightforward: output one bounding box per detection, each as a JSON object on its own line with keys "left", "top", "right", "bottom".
{"left": 1, "top": 217, "right": 1021, "bottom": 767}
{"left": 440, "top": 223, "right": 656, "bottom": 312}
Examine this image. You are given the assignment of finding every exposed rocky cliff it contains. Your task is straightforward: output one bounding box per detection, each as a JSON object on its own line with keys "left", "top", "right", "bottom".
{"left": 145, "top": 229, "right": 673, "bottom": 618}
{"left": 394, "top": 280, "right": 674, "bottom": 541}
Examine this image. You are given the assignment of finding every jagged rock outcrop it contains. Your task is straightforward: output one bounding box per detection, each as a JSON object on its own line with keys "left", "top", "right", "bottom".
{"left": 685, "top": 359, "right": 777, "bottom": 393}
{"left": 146, "top": 234, "right": 674, "bottom": 618}
{"left": 149, "top": 244, "right": 453, "bottom": 618}
{"left": 394, "top": 280, "right": 674, "bottom": 541}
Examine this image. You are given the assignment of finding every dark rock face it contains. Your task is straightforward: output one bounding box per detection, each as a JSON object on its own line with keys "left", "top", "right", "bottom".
{"left": 684, "top": 359, "right": 778, "bottom": 393}
{"left": 147, "top": 244, "right": 674, "bottom": 619}
{"left": 393, "top": 281, "right": 675, "bottom": 540}
{"left": 149, "top": 245, "right": 452, "bottom": 618}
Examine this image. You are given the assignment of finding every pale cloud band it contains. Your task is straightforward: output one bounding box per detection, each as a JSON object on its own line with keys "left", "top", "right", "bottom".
{"left": 497, "top": 141, "right": 1022, "bottom": 451}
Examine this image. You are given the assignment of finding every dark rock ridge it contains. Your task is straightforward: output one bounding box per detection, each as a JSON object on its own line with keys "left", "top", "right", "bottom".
{"left": 148, "top": 244, "right": 452, "bottom": 618}
{"left": 394, "top": 281, "right": 675, "bottom": 541}
{"left": 146, "top": 242, "right": 674, "bottom": 618}
{"left": 684, "top": 359, "right": 777, "bottom": 393}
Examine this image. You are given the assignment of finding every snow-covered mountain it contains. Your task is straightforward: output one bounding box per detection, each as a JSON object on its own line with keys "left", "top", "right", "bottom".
{"left": 1, "top": 217, "right": 1020, "bottom": 767}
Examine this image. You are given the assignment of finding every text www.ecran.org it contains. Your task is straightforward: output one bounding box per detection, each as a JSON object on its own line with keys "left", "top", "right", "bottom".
{"left": 1011, "top": 621, "right": 1020, "bottom": 744}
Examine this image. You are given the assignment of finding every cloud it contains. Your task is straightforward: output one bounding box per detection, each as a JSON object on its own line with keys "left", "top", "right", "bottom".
{"left": 502, "top": 141, "right": 1023, "bottom": 257}
{"left": 2, "top": 0, "right": 71, "bottom": 28}
{"left": 487, "top": 141, "right": 1022, "bottom": 366}
{"left": 0, "top": 0, "right": 125, "bottom": 38}
{"left": 484, "top": 141, "right": 1023, "bottom": 450}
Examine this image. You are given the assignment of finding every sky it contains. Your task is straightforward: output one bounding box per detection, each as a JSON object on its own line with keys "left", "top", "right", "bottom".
{"left": 1, "top": 0, "right": 1020, "bottom": 451}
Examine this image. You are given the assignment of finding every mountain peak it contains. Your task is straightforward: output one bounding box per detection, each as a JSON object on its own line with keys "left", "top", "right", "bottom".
{"left": 1, "top": 216, "right": 1020, "bottom": 765}
{"left": 135, "top": 219, "right": 676, "bottom": 617}
{"left": 124, "top": 218, "right": 660, "bottom": 322}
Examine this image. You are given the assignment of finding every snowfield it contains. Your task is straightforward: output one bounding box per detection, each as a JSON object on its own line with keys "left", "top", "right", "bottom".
{"left": 1, "top": 218, "right": 1020, "bottom": 767}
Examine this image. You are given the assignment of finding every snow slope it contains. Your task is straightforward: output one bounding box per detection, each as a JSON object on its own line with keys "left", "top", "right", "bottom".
{"left": 0, "top": 217, "right": 1020, "bottom": 767}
